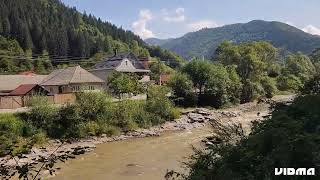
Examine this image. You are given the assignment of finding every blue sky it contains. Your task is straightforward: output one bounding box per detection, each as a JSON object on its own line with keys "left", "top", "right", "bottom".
{"left": 61, "top": 0, "right": 320, "bottom": 39}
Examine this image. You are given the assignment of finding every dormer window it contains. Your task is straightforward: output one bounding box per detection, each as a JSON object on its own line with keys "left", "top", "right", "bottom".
{"left": 125, "top": 61, "right": 128, "bottom": 66}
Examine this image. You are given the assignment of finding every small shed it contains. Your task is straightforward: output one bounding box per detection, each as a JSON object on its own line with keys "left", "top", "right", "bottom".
{"left": 9, "top": 84, "right": 51, "bottom": 96}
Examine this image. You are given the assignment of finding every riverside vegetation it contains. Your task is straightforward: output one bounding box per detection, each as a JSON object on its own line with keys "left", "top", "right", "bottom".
{"left": 165, "top": 50, "right": 320, "bottom": 179}
{"left": 0, "top": 85, "right": 180, "bottom": 158}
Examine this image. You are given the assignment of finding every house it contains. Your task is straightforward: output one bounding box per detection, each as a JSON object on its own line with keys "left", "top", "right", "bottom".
{"left": 41, "top": 66, "right": 104, "bottom": 94}
{"left": 89, "top": 52, "right": 151, "bottom": 86}
{"left": 0, "top": 66, "right": 104, "bottom": 109}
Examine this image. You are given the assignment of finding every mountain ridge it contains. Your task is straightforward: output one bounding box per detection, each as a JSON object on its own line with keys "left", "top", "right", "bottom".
{"left": 146, "top": 20, "right": 320, "bottom": 59}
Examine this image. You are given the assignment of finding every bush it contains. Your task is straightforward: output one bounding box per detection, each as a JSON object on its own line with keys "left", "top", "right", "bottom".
{"left": 0, "top": 113, "right": 40, "bottom": 156}
{"left": 277, "top": 74, "right": 303, "bottom": 92}
{"left": 261, "top": 77, "right": 277, "bottom": 98}
{"left": 169, "top": 73, "right": 197, "bottom": 107}
{"left": 170, "top": 108, "right": 182, "bottom": 120}
{"left": 27, "top": 96, "right": 58, "bottom": 130}
{"left": 303, "top": 74, "right": 320, "bottom": 95}
{"left": 147, "top": 85, "right": 174, "bottom": 121}
{"left": 240, "top": 80, "right": 264, "bottom": 103}
{"left": 76, "top": 92, "right": 111, "bottom": 121}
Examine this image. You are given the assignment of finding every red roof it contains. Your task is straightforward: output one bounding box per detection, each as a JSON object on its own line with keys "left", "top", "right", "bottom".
{"left": 9, "top": 84, "right": 38, "bottom": 96}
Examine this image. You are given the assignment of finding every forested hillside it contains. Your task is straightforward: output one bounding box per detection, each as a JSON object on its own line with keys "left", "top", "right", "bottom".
{"left": 150, "top": 20, "right": 320, "bottom": 59}
{"left": 0, "top": 0, "right": 147, "bottom": 57}
{"left": 0, "top": 0, "right": 184, "bottom": 74}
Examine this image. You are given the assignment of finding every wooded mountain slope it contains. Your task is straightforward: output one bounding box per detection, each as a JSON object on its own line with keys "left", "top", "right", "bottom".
{"left": 146, "top": 20, "right": 320, "bottom": 59}
{"left": 0, "top": 0, "right": 145, "bottom": 58}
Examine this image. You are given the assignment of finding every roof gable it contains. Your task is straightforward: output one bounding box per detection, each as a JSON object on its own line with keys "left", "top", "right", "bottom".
{"left": 93, "top": 52, "right": 146, "bottom": 70}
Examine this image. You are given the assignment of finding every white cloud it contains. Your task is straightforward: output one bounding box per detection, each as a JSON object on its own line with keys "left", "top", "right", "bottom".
{"left": 132, "top": 9, "right": 155, "bottom": 39}
{"left": 302, "top": 25, "right": 320, "bottom": 36}
{"left": 188, "top": 20, "right": 220, "bottom": 31}
{"left": 162, "top": 7, "right": 185, "bottom": 22}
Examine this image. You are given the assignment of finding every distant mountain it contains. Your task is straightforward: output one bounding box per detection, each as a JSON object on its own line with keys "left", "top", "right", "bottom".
{"left": 153, "top": 20, "right": 320, "bottom": 59}
{"left": 145, "top": 38, "right": 173, "bottom": 46}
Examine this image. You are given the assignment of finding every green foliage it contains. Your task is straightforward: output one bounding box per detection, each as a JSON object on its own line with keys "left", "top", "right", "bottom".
{"left": 0, "top": 0, "right": 144, "bottom": 58}
{"left": 183, "top": 60, "right": 213, "bottom": 94}
{"left": 0, "top": 91, "right": 180, "bottom": 155}
{"left": 261, "top": 77, "right": 278, "bottom": 98}
{"left": 107, "top": 72, "right": 144, "bottom": 98}
{"left": 27, "top": 96, "right": 58, "bottom": 131}
{"left": 303, "top": 73, "right": 320, "bottom": 95}
{"left": 283, "top": 53, "right": 316, "bottom": 82}
{"left": 149, "top": 59, "right": 175, "bottom": 82}
{"left": 183, "top": 95, "right": 320, "bottom": 180}
{"left": 277, "top": 74, "right": 304, "bottom": 92}
{"left": 76, "top": 92, "right": 111, "bottom": 121}
{"left": 178, "top": 60, "right": 243, "bottom": 107}
{"left": 310, "top": 48, "right": 320, "bottom": 63}
{"left": 168, "top": 72, "right": 197, "bottom": 106}
{"left": 0, "top": 113, "right": 41, "bottom": 156}
{"left": 202, "top": 64, "right": 242, "bottom": 108}
{"left": 147, "top": 46, "right": 186, "bottom": 68}
{"left": 147, "top": 85, "right": 175, "bottom": 122}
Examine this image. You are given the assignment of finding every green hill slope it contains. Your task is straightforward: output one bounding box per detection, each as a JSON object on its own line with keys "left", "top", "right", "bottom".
{"left": 154, "top": 20, "right": 320, "bottom": 59}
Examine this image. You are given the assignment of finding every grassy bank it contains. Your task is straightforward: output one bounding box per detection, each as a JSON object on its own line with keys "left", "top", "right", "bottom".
{"left": 0, "top": 85, "right": 181, "bottom": 157}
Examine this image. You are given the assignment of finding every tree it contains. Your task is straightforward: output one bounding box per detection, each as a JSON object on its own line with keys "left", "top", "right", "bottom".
{"left": 107, "top": 72, "right": 143, "bottom": 98}
{"left": 182, "top": 60, "right": 213, "bottom": 94}
{"left": 283, "top": 53, "right": 316, "bottom": 82}
{"left": 310, "top": 48, "right": 320, "bottom": 63}
{"left": 168, "top": 73, "right": 197, "bottom": 106}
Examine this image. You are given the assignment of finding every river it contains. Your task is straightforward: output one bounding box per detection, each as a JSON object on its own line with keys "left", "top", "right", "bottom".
{"left": 51, "top": 126, "right": 213, "bottom": 180}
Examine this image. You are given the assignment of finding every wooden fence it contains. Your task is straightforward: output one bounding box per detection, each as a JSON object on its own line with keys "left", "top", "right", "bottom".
{"left": 0, "top": 93, "right": 76, "bottom": 109}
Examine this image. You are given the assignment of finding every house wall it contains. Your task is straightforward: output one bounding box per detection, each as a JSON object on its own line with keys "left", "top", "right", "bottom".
{"left": 116, "top": 58, "right": 137, "bottom": 71}
{"left": 43, "top": 83, "right": 103, "bottom": 94}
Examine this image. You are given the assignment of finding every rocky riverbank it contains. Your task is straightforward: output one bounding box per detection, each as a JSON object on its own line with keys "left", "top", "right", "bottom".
{"left": 0, "top": 95, "right": 295, "bottom": 177}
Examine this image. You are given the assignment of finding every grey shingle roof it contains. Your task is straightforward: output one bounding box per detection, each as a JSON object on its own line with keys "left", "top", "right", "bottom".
{"left": 0, "top": 75, "right": 47, "bottom": 92}
{"left": 94, "top": 52, "right": 146, "bottom": 70}
{"left": 41, "top": 66, "right": 104, "bottom": 86}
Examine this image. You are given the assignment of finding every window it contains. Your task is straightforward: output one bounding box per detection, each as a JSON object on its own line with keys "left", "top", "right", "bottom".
{"left": 125, "top": 61, "right": 128, "bottom": 66}
{"left": 89, "top": 86, "right": 95, "bottom": 90}
{"left": 72, "top": 86, "right": 81, "bottom": 92}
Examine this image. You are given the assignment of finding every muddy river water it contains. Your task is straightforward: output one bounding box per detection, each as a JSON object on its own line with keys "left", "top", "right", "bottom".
{"left": 51, "top": 126, "right": 212, "bottom": 180}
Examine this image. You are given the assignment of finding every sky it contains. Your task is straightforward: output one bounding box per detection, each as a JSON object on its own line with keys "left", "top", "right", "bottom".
{"left": 61, "top": 0, "right": 320, "bottom": 39}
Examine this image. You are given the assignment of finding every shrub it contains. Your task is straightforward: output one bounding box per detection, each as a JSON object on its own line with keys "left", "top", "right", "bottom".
{"left": 147, "top": 85, "right": 174, "bottom": 121}
{"left": 240, "top": 80, "right": 263, "bottom": 103}
{"left": 170, "top": 108, "right": 182, "bottom": 120}
{"left": 27, "top": 96, "right": 58, "bottom": 130}
{"left": 0, "top": 113, "right": 39, "bottom": 156}
{"left": 303, "top": 74, "right": 320, "bottom": 95}
{"left": 168, "top": 73, "right": 197, "bottom": 107}
{"left": 277, "top": 74, "right": 303, "bottom": 92}
{"left": 76, "top": 92, "right": 111, "bottom": 121}
{"left": 261, "top": 77, "right": 277, "bottom": 98}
